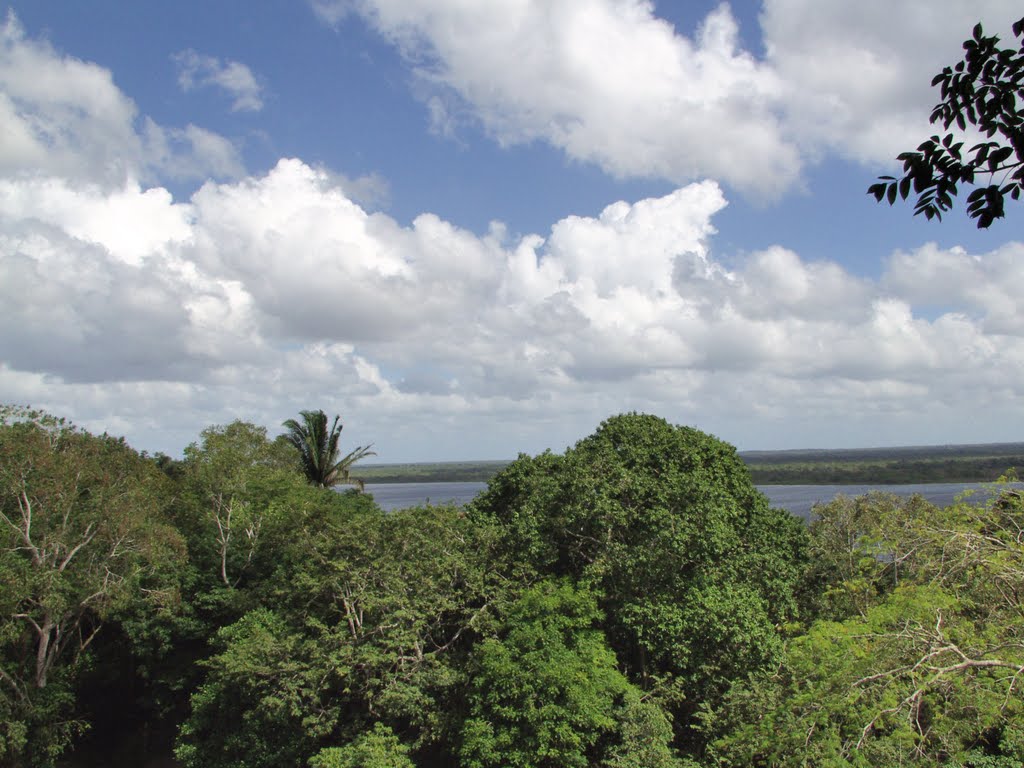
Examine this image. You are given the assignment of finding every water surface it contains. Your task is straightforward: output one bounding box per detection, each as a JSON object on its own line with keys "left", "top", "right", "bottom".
{"left": 365, "top": 481, "right": 1016, "bottom": 520}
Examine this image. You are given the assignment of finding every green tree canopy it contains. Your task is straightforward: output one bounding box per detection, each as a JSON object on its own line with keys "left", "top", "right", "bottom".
{"left": 706, "top": 487, "right": 1024, "bottom": 767}
{"left": 0, "top": 407, "right": 185, "bottom": 766}
{"left": 459, "top": 580, "right": 682, "bottom": 768}
{"left": 469, "top": 413, "right": 808, "bottom": 753}
{"left": 311, "top": 723, "right": 416, "bottom": 768}
{"left": 179, "top": 420, "right": 306, "bottom": 591}
{"left": 870, "top": 17, "right": 1024, "bottom": 227}
{"left": 175, "top": 502, "right": 505, "bottom": 768}
{"left": 800, "top": 491, "right": 937, "bottom": 621}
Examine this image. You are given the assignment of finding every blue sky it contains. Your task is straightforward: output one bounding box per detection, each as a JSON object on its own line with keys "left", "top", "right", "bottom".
{"left": 2, "top": 1, "right": 1023, "bottom": 461}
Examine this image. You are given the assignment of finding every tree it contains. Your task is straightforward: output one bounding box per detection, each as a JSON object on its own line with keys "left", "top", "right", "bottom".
{"left": 705, "top": 486, "right": 1024, "bottom": 767}
{"left": 458, "top": 581, "right": 682, "bottom": 768}
{"left": 0, "top": 407, "right": 185, "bottom": 766}
{"left": 468, "top": 414, "right": 809, "bottom": 755}
{"left": 869, "top": 17, "right": 1024, "bottom": 227}
{"left": 175, "top": 502, "right": 504, "bottom": 768}
{"left": 281, "top": 410, "right": 375, "bottom": 489}
{"left": 180, "top": 420, "right": 301, "bottom": 589}
{"left": 800, "top": 492, "right": 936, "bottom": 621}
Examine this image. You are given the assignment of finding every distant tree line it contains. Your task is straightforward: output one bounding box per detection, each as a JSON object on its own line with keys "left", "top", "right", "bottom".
{"left": 748, "top": 455, "right": 1024, "bottom": 484}
{"left": 358, "top": 451, "right": 1024, "bottom": 486}
{"left": 1, "top": 406, "right": 1021, "bottom": 767}
{"left": 357, "top": 462, "right": 509, "bottom": 484}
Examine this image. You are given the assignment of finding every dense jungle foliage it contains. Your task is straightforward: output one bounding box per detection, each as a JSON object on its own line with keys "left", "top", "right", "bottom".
{"left": 1, "top": 406, "right": 1021, "bottom": 767}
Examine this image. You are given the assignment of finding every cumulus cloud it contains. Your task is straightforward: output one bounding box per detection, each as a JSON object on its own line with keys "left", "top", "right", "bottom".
{"left": 882, "top": 241, "right": 1024, "bottom": 335}
{"left": 760, "top": 0, "right": 1024, "bottom": 166}
{"left": 0, "top": 177, "right": 265, "bottom": 384}
{"left": 311, "top": 0, "right": 1023, "bottom": 195}
{"left": 0, "top": 13, "right": 242, "bottom": 186}
{"left": 3, "top": 8, "right": 1024, "bottom": 458}
{"left": 315, "top": 0, "right": 797, "bottom": 198}
{"left": 4, "top": 152, "right": 1024, "bottom": 456}
{"left": 0, "top": 12, "right": 141, "bottom": 185}
{"left": 143, "top": 120, "right": 246, "bottom": 181}
{"left": 173, "top": 49, "right": 264, "bottom": 112}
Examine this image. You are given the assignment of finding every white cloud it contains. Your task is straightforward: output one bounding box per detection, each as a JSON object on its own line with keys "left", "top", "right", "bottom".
{"left": 0, "top": 12, "right": 142, "bottom": 185}
{"left": 312, "top": 0, "right": 1024, "bottom": 195}
{"left": 3, "top": 8, "right": 1024, "bottom": 458}
{"left": 882, "top": 241, "right": 1024, "bottom": 335}
{"left": 0, "top": 13, "right": 243, "bottom": 186}
{"left": 319, "top": 0, "right": 798, "bottom": 198}
{"left": 4, "top": 153, "right": 1024, "bottom": 456}
{"left": 0, "top": 176, "right": 192, "bottom": 264}
{"left": 173, "top": 49, "right": 264, "bottom": 112}
{"left": 0, "top": 183, "right": 263, "bottom": 384}
{"left": 760, "top": 0, "right": 1024, "bottom": 166}
{"left": 310, "top": 0, "right": 355, "bottom": 27}
{"left": 143, "top": 120, "right": 246, "bottom": 181}
{"left": 314, "top": 167, "right": 391, "bottom": 209}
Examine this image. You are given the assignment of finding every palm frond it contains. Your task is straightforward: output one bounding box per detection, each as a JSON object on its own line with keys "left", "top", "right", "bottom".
{"left": 282, "top": 410, "right": 374, "bottom": 489}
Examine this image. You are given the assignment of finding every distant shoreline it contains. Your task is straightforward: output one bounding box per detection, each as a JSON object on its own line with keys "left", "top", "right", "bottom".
{"left": 358, "top": 443, "right": 1024, "bottom": 485}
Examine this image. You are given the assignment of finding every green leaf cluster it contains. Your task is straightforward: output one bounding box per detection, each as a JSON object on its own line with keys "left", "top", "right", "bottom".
{"left": 459, "top": 580, "right": 682, "bottom": 768}
{"left": 311, "top": 723, "right": 416, "bottom": 768}
{"left": 469, "top": 413, "right": 809, "bottom": 756}
{"left": 281, "top": 410, "right": 375, "bottom": 489}
{"left": 0, "top": 408, "right": 186, "bottom": 766}
{"left": 704, "top": 486, "right": 1024, "bottom": 767}
{"left": 870, "top": 16, "right": 1024, "bottom": 227}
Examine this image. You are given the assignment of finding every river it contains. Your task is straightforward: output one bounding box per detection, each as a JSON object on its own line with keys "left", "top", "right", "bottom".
{"left": 365, "top": 481, "right": 1018, "bottom": 522}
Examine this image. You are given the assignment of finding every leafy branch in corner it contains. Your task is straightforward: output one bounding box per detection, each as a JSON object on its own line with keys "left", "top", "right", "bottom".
{"left": 869, "top": 17, "right": 1024, "bottom": 227}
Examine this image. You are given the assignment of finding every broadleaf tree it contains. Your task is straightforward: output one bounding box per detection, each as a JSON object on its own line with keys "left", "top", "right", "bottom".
{"left": 704, "top": 487, "right": 1024, "bottom": 767}
{"left": 180, "top": 420, "right": 302, "bottom": 590}
{"left": 310, "top": 723, "right": 416, "bottom": 768}
{"left": 175, "top": 502, "right": 506, "bottom": 768}
{"left": 468, "top": 413, "right": 809, "bottom": 756}
{"left": 458, "top": 580, "right": 682, "bottom": 768}
{"left": 0, "top": 407, "right": 185, "bottom": 766}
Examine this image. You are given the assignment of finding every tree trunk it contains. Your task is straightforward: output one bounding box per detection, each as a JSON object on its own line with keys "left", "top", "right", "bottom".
{"left": 35, "top": 615, "right": 54, "bottom": 688}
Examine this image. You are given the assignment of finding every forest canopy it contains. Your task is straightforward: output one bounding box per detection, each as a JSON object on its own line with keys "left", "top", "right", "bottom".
{"left": 0, "top": 406, "right": 1020, "bottom": 767}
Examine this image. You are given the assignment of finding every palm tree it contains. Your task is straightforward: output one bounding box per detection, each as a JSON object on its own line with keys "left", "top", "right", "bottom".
{"left": 281, "top": 410, "right": 375, "bottom": 489}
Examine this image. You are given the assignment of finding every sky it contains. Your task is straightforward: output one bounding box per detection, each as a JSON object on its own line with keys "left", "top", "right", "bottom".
{"left": 2, "top": 1, "right": 1023, "bottom": 462}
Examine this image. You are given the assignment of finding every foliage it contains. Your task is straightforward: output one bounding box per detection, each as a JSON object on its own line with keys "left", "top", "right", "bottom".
{"left": 55, "top": 420, "right": 328, "bottom": 766}
{"left": 869, "top": 17, "right": 1024, "bottom": 227}
{"left": 282, "top": 410, "right": 375, "bottom": 489}
{"left": 459, "top": 580, "right": 682, "bottom": 768}
{"left": 176, "top": 502, "right": 505, "bottom": 768}
{"left": 174, "top": 608, "right": 319, "bottom": 768}
{"left": 279, "top": 502, "right": 502, "bottom": 750}
{"left": 10, "top": 404, "right": 1017, "bottom": 768}
{"left": 179, "top": 420, "right": 306, "bottom": 591}
{"left": 0, "top": 407, "right": 185, "bottom": 766}
{"left": 600, "top": 687, "right": 686, "bottom": 768}
{"left": 705, "top": 487, "right": 1024, "bottom": 766}
{"left": 469, "top": 413, "right": 809, "bottom": 754}
{"left": 311, "top": 723, "right": 416, "bottom": 768}
{"left": 801, "top": 492, "right": 938, "bottom": 621}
